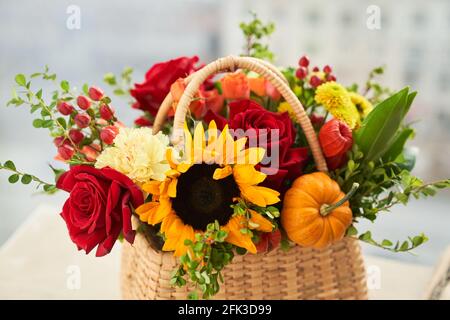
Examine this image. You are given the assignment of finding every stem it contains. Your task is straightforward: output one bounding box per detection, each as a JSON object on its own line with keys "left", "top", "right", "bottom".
{"left": 0, "top": 165, "right": 54, "bottom": 187}
{"left": 320, "top": 182, "right": 359, "bottom": 216}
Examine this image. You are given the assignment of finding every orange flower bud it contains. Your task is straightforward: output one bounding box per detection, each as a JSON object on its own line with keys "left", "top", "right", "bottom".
{"left": 248, "top": 77, "right": 266, "bottom": 97}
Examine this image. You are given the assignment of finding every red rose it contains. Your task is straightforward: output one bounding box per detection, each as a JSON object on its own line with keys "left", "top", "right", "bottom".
{"left": 130, "top": 56, "right": 200, "bottom": 117}
{"left": 57, "top": 165, "right": 144, "bottom": 257}
{"left": 205, "top": 99, "right": 309, "bottom": 190}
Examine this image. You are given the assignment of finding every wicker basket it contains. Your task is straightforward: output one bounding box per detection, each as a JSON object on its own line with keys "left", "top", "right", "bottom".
{"left": 120, "top": 56, "right": 369, "bottom": 300}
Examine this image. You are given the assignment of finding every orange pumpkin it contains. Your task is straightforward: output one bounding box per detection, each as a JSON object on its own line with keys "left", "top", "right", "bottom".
{"left": 281, "top": 172, "right": 357, "bottom": 249}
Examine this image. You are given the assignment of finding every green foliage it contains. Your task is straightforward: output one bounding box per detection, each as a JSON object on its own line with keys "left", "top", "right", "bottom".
{"left": 170, "top": 221, "right": 235, "bottom": 300}
{"left": 239, "top": 12, "right": 275, "bottom": 61}
{"left": 355, "top": 88, "right": 417, "bottom": 162}
{"left": 0, "top": 160, "right": 58, "bottom": 194}
{"left": 103, "top": 66, "right": 134, "bottom": 99}
{"left": 363, "top": 66, "right": 392, "bottom": 104}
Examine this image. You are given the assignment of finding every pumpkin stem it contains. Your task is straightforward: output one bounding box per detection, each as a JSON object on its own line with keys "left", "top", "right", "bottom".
{"left": 320, "top": 182, "right": 359, "bottom": 216}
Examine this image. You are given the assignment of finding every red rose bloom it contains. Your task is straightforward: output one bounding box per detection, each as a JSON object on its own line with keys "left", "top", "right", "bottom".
{"left": 57, "top": 165, "right": 144, "bottom": 257}
{"left": 205, "top": 99, "right": 309, "bottom": 190}
{"left": 130, "top": 56, "right": 200, "bottom": 117}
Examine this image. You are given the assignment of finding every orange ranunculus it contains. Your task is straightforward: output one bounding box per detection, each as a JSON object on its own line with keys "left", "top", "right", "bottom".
{"left": 220, "top": 72, "right": 250, "bottom": 100}
{"left": 170, "top": 78, "right": 206, "bottom": 119}
{"left": 248, "top": 77, "right": 266, "bottom": 97}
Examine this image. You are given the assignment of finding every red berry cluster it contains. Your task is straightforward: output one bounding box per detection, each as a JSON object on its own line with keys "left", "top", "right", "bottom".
{"left": 53, "top": 86, "right": 119, "bottom": 161}
{"left": 295, "top": 55, "right": 337, "bottom": 88}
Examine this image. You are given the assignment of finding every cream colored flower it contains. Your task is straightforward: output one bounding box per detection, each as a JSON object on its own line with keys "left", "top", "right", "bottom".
{"left": 95, "top": 127, "right": 171, "bottom": 183}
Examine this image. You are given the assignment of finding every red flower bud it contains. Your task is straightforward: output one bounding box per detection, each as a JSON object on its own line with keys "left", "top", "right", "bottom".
{"left": 323, "top": 65, "right": 332, "bottom": 74}
{"left": 99, "top": 104, "right": 114, "bottom": 121}
{"left": 76, "top": 95, "right": 91, "bottom": 110}
{"left": 295, "top": 67, "right": 307, "bottom": 79}
{"left": 58, "top": 144, "right": 75, "bottom": 160}
{"left": 74, "top": 113, "right": 91, "bottom": 128}
{"left": 88, "top": 86, "right": 104, "bottom": 101}
{"left": 326, "top": 74, "right": 337, "bottom": 82}
{"left": 312, "top": 66, "right": 320, "bottom": 72}
{"left": 69, "top": 129, "right": 84, "bottom": 144}
{"left": 319, "top": 119, "right": 353, "bottom": 158}
{"left": 309, "top": 75, "right": 322, "bottom": 88}
{"left": 57, "top": 101, "right": 74, "bottom": 115}
{"left": 100, "top": 126, "right": 119, "bottom": 145}
{"left": 298, "top": 55, "right": 310, "bottom": 67}
{"left": 53, "top": 136, "right": 67, "bottom": 147}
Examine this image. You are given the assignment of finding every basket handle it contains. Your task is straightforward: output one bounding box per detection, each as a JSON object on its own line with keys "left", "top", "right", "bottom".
{"left": 154, "top": 55, "right": 328, "bottom": 172}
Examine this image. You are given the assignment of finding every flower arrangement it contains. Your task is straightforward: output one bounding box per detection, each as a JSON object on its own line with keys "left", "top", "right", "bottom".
{"left": 2, "top": 15, "right": 449, "bottom": 299}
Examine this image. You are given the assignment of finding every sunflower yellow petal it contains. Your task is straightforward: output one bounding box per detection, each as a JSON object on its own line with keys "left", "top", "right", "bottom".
{"left": 248, "top": 209, "right": 273, "bottom": 232}
{"left": 207, "top": 120, "right": 218, "bottom": 144}
{"left": 193, "top": 122, "right": 205, "bottom": 163}
{"left": 167, "top": 178, "right": 178, "bottom": 198}
{"left": 233, "top": 164, "right": 266, "bottom": 186}
{"left": 223, "top": 216, "right": 257, "bottom": 254}
{"left": 241, "top": 186, "right": 280, "bottom": 207}
{"left": 236, "top": 147, "right": 266, "bottom": 165}
{"left": 160, "top": 211, "right": 178, "bottom": 233}
{"left": 150, "top": 196, "right": 172, "bottom": 224}
{"left": 213, "top": 165, "right": 233, "bottom": 180}
{"left": 142, "top": 181, "right": 162, "bottom": 195}
{"left": 135, "top": 202, "right": 159, "bottom": 223}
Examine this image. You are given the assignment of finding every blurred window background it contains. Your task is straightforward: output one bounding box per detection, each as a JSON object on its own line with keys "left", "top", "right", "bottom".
{"left": 0, "top": 0, "right": 449, "bottom": 265}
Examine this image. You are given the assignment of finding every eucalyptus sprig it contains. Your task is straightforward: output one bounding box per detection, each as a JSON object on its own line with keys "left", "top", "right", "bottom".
{"left": 103, "top": 66, "right": 134, "bottom": 99}
{"left": 0, "top": 160, "right": 57, "bottom": 194}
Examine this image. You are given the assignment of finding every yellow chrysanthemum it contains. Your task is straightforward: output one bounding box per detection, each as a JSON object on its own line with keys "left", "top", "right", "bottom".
{"left": 277, "top": 102, "right": 296, "bottom": 121}
{"left": 349, "top": 92, "right": 373, "bottom": 118}
{"left": 135, "top": 121, "right": 280, "bottom": 256}
{"left": 314, "top": 81, "right": 352, "bottom": 110}
{"left": 95, "top": 128, "right": 170, "bottom": 183}
{"left": 314, "top": 82, "right": 360, "bottom": 129}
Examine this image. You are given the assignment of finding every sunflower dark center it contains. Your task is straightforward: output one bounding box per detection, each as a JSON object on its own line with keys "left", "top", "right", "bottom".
{"left": 172, "top": 164, "right": 240, "bottom": 231}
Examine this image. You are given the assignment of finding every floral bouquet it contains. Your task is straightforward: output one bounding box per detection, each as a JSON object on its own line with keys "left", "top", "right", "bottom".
{"left": 2, "top": 16, "right": 449, "bottom": 300}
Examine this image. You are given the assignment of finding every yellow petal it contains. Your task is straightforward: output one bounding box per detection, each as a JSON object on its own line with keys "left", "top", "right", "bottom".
{"left": 241, "top": 185, "right": 280, "bottom": 207}
{"left": 142, "top": 181, "right": 162, "bottom": 195}
{"left": 213, "top": 165, "right": 233, "bottom": 180}
{"left": 183, "top": 123, "right": 193, "bottom": 161}
{"left": 233, "top": 164, "right": 266, "bottom": 186}
{"left": 160, "top": 211, "right": 178, "bottom": 233}
{"left": 174, "top": 225, "right": 195, "bottom": 257}
{"left": 135, "top": 202, "right": 159, "bottom": 223}
{"left": 249, "top": 209, "right": 273, "bottom": 232}
{"left": 149, "top": 196, "right": 172, "bottom": 224}
{"left": 236, "top": 147, "right": 266, "bottom": 165}
{"left": 193, "top": 122, "right": 205, "bottom": 163}
{"left": 177, "top": 162, "right": 192, "bottom": 173}
{"left": 167, "top": 178, "right": 178, "bottom": 198}
{"left": 223, "top": 216, "right": 257, "bottom": 254}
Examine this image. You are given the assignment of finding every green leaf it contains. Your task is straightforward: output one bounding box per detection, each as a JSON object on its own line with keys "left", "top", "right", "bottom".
{"left": 60, "top": 80, "right": 70, "bottom": 92}
{"left": 32, "top": 119, "right": 44, "bottom": 128}
{"left": 57, "top": 117, "right": 67, "bottom": 129}
{"left": 396, "top": 147, "right": 417, "bottom": 172}
{"left": 355, "top": 88, "right": 413, "bottom": 162}
{"left": 4, "top": 160, "right": 16, "bottom": 170}
{"left": 382, "top": 127, "right": 414, "bottom": 162}
{"left": 8, "top": 174, "right": 20, "bottom": 183}
{"left": 346, "top": 225, "right": 358, "bottom": 236}
{"left": 21, "top": 174, "right": 32, "bottom": 184}
{"left": 381, "top": 239, "right": 393, "bottom": 246}
{"left": 15, "top": 74, "right": 26, "bottom": 86}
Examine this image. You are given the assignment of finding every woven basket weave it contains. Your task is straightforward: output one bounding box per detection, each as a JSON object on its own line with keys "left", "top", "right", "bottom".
{"left": 120, "top": 56, "right": 368, "bottom": 300}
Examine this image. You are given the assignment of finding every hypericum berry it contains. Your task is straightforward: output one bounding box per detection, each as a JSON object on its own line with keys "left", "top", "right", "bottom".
{"left": 58, "top": 144, "right": 75, "bottom": 160}
{"left": 312, "top": 66, "right": 320, "bottom": 72}
{"left": 76, "top": 95, "right": 91, "bottom": 110}
{"left": 323, "top": 65, "right": 332, "bottom": 74}
{"left": 74, "top": 113, "right": 91, "bottom": 128}
{"left": 53, "top": 136, "right": 67, "bottom": 147}
{"left": 99, "top": 104, "right": 114, "bottom": 121}
{"left": 88, "top": 86, "right": 104, "bottom": 101}
{"left": 298, "top": 55, "right": 310, "bottom": 68}
{"left": 326, "top": 74, "right": 337, "bottom": 82}
{"left": 295, "top": 67, "right": 307, "bottom": 79}
{"left": 57, "top": 101, "right": 74, "bottom": 115}
{"left": 310, "top": 75, "right": 322, "bottom": 88}
{"left": 69, "top": 129, "right": 84, "bottom": 144}
{"left": 100, "top": 126, "right": 119, "bottom": 145}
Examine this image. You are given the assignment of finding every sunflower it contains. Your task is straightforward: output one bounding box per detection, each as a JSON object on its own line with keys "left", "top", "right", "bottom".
{"left": 135, "top": 121, "right": 280, "bottom": 256}
{"left": 349, "top": 92, "right": 373, "bottom": 118}
{"left": 314, "top": 82, "right": 360, "bottom": 129}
